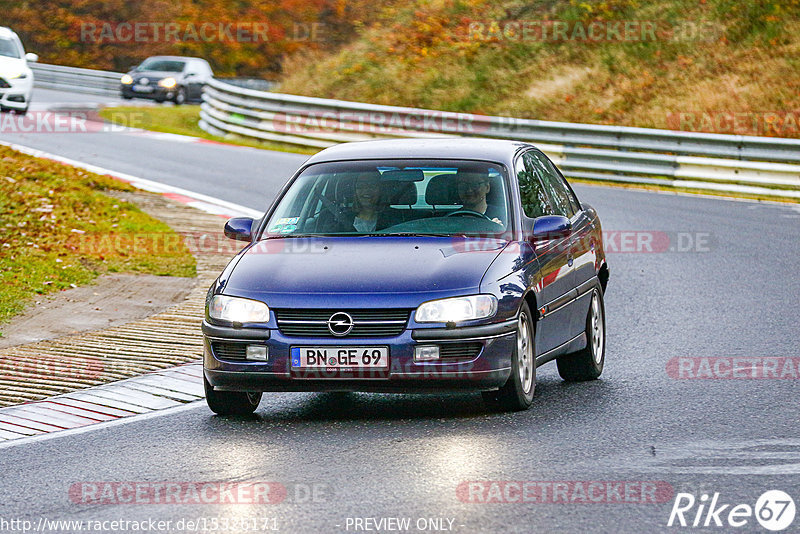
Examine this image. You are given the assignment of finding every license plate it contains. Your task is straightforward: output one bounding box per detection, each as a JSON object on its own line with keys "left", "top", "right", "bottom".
{"left": 133, "top": 85, "right": 154, "bottom": 93}
{"left": 291, "top": 347, "right": 388, "bottom": 369}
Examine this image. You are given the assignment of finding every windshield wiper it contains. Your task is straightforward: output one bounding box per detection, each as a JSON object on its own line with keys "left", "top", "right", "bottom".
{"left": 261, "top": 233, "right": 341, "bottom": 239}
{"left": 262, "top": 232, "right": 481, "bottom": 239}
{"left": 372, "top": 232, "right": 465, "bottom": 238}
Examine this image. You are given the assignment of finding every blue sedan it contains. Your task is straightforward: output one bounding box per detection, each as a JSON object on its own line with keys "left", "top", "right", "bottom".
{"left": 202, "top": 139, "right": 609, "bottom": 413}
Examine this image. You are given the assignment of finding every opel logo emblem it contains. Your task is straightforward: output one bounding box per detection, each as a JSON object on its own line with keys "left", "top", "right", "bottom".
{"left": 327, "top": 312, "right": 354, "bottom": 336}
{"left": 140, "top": 78, "right": 149, "bottom": 85}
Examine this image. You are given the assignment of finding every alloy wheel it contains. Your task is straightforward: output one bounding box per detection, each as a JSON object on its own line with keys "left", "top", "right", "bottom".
{"left": 517, "top": 312, "right": 534, "bottom": 393}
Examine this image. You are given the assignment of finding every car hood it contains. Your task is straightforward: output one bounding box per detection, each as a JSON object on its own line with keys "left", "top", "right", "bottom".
{"left": 0, "top": 55, "right": 30, "bottom": 76}
{"left": 222, "top": 236, "right": 508, "bottom": 306}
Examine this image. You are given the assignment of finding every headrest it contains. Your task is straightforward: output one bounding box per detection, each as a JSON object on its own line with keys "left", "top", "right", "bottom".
{"left": 384, "top": 181, "right": 418, "bottom": 205}
{"left": 336, "top": 171, "right": 418, "bottom": 206}
{"left": 425, "top": 173, "right": 458, "bottom": 205}
{"left": 335, "top": 170, "right": 381, "bottom": 205}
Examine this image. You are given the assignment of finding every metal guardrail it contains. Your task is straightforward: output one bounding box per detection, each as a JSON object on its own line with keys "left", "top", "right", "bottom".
{"left": 30, "top": 62, "right": 277, "bottom": 100}
{"left": 31, "top": 63, "right": 124, "bottom": 96}
{"left": 199, "top": 77, "right": 800, "bottom": 198}
{"left": 26, "top": 64, "right": 800, "bottom": 198}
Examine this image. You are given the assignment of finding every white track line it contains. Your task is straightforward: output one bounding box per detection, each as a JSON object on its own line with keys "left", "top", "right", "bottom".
{"left": 0, "top": 139, "right": 262, "bottom": 219}
{"left": 0, "top": 401, "right": 205, "bottom": 450}
{"left": 0, "top": 364, "right": 208, "bottom": 447}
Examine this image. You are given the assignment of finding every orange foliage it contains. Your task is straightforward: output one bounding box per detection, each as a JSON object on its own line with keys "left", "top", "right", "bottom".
{"left": 3, "top": 0, "right": 384, "bottom": 77}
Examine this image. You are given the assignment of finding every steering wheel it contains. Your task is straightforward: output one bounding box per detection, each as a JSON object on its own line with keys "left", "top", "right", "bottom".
{"left": 446, "top": 209, "right": 493, "bottom": 221}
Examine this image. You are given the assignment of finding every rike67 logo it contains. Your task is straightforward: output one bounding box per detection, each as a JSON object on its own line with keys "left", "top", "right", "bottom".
{"left": 668, "top": 490, "right": 796, "bottom": 531}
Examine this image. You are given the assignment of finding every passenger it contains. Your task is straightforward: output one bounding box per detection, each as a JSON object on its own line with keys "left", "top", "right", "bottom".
{"left": 343, "top": 171, "right": 405, "bottom": 232}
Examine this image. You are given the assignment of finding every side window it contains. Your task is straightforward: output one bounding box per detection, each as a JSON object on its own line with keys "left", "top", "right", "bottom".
{"left": 537, "top": 152, "right": 581, "bottom": 215}
{"left": 529, "top": 151, "right": 575, "bottom": 218}
{"left": 517, "top": 153, "right": 553, "bottom": 218}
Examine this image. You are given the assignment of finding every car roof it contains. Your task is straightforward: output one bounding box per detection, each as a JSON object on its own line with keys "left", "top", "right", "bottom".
{"left": 304, "top": 138, "right": 534, "bottom": 165}
{"left": 0, "top": 27, "right": 19, "bottom": 39}
{"left": 143, "top": 56, "right": 207, "bottom": 63}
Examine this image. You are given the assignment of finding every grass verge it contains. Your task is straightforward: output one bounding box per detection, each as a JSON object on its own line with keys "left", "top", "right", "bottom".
{"left": 0, "top": 145, "right": 196, "bottom": 333}
{"left": 98, "top": 105, "right": 318, "bottom": 155}
{"left": 276, "top": 0, "right": 800, "bottom": 137}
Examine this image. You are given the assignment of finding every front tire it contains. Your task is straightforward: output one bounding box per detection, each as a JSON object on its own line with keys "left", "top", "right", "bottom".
{"left": 482, "top": 302, "right": 536, "bottom": 411}
{"left": 204, "top": 375, "right": 262, "bottom": 415}
{"left": 557, "top": 288, "right": 605, "bottom": 381}
{"left": 174, "top": 87, "right": 186, "bottom": 105}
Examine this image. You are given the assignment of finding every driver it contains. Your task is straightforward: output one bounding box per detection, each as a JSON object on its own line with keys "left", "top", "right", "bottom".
{"left": 455, "top": 169, "right": 504, "bottom": 225}
{"left": 339, "top": 171, "right": 406, "bottom": 232}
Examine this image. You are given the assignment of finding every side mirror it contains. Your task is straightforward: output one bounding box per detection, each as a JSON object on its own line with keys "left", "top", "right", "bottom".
{"left": 224, "top": 217, "right": 255, "bottom": 241}
{"left": 25, "top": 53, "right": 38, "bottom": 63}
{"left": 529, "top": 215, "right": 571, "bottom": 243}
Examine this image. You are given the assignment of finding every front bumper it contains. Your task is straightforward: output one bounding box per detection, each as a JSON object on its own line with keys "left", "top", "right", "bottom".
{"left": 203, "top": 320, "right": 516, "bottom": 393}
{"left": 0, "top": 75, "right": 33, "bottom": 110}
{"left": 120, "top": 84, "right": 175, "bottom": 101}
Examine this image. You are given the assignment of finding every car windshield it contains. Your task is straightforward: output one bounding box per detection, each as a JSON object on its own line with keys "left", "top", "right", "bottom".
{"left": 0, "top": 38, "right": 20, "bottom": 59}
{"left": 136, "top": 59, "right": 185, "bottom": 72}
{"left": 264, "top": 159, "right": 511, "bottom": 238}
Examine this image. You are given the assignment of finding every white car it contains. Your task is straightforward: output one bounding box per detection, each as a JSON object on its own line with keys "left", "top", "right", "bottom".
{"left": 0, "top": 27, "right": 38, "bottom": 115}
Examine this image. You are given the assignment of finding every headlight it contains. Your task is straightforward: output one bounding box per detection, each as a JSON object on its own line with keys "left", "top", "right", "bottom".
{"left": 8, "top": 71, "right": 27, "bottom": 79}
{"left": 208, "top": 295, "right": 269, "bottom": 323}
{"left": 415, "top": 295, "right": 498, "bottom": 323}
{"left": 158, "top": 77, "right": 177, "bottom": 89}
{"left": 121, "top": 74, "right": 133, "bottom": 85}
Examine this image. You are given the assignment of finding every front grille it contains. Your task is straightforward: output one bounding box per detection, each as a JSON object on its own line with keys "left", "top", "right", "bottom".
{"left": 439, "top": 343, "right": 483, "bottom": 360}
{"left": 0, "top": 78, "right": 10, "bottom": 89}
{"left": 274, "top": 309, "right": 410, "bottom": 337}
{"left": 211, "top": 342, "right": 248, "bottom": 360}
